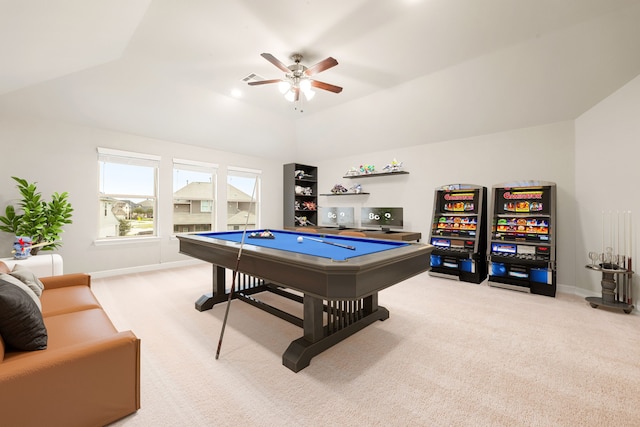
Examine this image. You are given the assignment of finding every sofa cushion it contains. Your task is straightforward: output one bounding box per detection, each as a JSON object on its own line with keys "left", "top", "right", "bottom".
{"left": 40, "top": 286, "right": 102, "bottom": 318}
{"left": 42, "top": 308, "right": 118, "bottom": 350}
{"left": 0, "top": 273, "right": 41, "bottom": 311}
{"left": 9, "top": 265, "right": 45, "bottom": 297}
{"left": 0, "top": 279, "right": 47, "bottom": 351}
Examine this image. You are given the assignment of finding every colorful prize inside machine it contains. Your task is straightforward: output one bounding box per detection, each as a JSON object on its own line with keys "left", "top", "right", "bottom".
{"left": 488, "top": 181, "right": 557, "bottom": 297}
{"left": 428, "top": 184, "right": 487, "bottom": 283}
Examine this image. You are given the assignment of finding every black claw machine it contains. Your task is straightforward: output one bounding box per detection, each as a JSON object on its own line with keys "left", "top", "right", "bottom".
{"left": 429, "top": 184, "right": 487, "bottom": 283}
{"left": 487, "top": 180, "right": 557, "bottom": 297}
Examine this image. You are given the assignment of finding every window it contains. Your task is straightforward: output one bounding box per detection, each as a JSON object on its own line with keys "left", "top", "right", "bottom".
{"left": 227, "top": 167, "right": 261, "bottom": 231}
{"left": 173, "top": 159, "right": 217, "bottom": 234}
{"left": 98, "top": 148, "right": 159, "bottom": 239}
{"left": 200, "top": 200, "right": 213, "bottom": 213}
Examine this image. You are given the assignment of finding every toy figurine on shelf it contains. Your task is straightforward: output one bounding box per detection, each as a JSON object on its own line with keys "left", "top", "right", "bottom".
{"left": 359, "top": 164, "right": 375, "bottom": 174}
{"left": 344, "top": 167, "right": 359, "bottom": 176}
{"left": 294, "top": 170, "right": 313, "bottom": 180}
{"left": 382, "top": 158, "right": 403, "bottom": 173}
{"left": 349, "top": 184, "right": 363, "bottom": 194}
{"left": 295, "top": 216, "right": 315, "bottom": 227}
{"left": 331, "top": 184, "right": 348, "bottom": 194}
{"left": 295, "top": 185, "right": 313, "bottom": 195}
{"left": 295, "top": 200, "right": 301, "bottom": 210}
{"left": 302, "top": 201, "right": 317, "bottom": 211}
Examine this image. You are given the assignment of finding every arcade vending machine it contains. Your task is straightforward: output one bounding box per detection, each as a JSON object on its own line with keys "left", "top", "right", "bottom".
{"left": 429, "top": 184, "right": 487, "bottom": 284}
{"left": 487, "top": 181, "right": 557, "bottom": 297}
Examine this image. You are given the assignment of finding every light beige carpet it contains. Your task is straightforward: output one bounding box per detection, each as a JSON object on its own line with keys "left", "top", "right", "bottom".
{"left": 92, "top": 264, "right": 640, "bottom": 426}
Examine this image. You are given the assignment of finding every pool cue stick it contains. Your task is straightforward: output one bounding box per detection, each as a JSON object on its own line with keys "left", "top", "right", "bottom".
{"left": 624, "top": 211, "right": 629, "bottom": 303}
{"left": 628, "top": 211, "right": 633, "bottom": 305}
{"left": 304, "top": 236, "right": 356, "bottom": 250}
{"left": 215, "top": 178, "right": 257, "bottom": 360}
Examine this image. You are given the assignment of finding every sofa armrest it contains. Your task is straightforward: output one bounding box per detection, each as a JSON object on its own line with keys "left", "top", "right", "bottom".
{"left": 40, "top": 273, "right": 91, "bottom": 290}
{"left": 0, "top": 331, "right": 140, "bottom": 426}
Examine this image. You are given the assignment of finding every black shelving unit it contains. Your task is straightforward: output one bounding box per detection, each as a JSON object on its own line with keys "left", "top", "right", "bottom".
{"left": 283, "top": 163, "right": 318, "bottom": 227}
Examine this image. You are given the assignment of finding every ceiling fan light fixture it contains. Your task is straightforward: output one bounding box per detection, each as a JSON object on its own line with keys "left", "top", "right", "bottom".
{"left": 284, "top": 90, "right": 296, "bottom": 102}
{"left": 299, "top": 78, "right": 311, "bottom": 92}
{"left": 303, "top": 89, "right": 315, "bottom": 101}
{"left": 278, "top": 80, "right": 291, "bottom": 94}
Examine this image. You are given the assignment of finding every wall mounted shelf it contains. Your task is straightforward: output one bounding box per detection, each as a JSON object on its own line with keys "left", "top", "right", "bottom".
{"left": 343, "top": 171, "right": 409, "bottom": 179}
{"left": 320, "top": 193, "right": 370, "bottom": 196}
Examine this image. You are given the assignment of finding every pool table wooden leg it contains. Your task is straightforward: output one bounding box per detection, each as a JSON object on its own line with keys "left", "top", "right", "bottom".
{"left": 303, "top": 295, "right": 324, "bottom": 342}
{"left": 195, "top": 265, "right": 230, "bottom": 311}
{"left": 282, "top": 293, "right": 389, "bottom": 373}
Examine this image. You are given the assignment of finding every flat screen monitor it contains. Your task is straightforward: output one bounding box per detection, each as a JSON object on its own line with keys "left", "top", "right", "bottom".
{"left": 337, "top": 207, "right": 355, "bottom": 227}
{"left": 319, "top": 207, "right": 355, "bottom": 228}
{"left": 319, "top": 207, "right": 338, "bottom": 227}
{"left": 360, "top": 207, "right": 403, "bottom": 231}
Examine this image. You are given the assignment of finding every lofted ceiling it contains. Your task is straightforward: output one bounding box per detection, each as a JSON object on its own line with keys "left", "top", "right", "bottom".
{"left": 1, "top": 0, "right": 640, "bottom": 159}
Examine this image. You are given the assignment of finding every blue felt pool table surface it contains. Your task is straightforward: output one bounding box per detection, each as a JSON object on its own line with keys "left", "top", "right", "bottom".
{"left": 196, "top": 229, "right": 409, "bottom": 261}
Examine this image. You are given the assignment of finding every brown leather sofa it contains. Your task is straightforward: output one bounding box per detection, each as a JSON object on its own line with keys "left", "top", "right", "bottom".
{"left": 0, "top": 263, "right": 140, "bottom": 427}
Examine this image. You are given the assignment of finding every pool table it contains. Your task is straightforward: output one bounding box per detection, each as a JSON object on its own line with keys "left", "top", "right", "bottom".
{"left": 177, "top": 229, "right": 433, "bottom": 372}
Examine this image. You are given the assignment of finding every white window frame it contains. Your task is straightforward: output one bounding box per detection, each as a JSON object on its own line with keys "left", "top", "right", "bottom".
{"left": 97, "top": 147, "right": 160, "bottom": 242}
{"left": 227, "top": 166, "right": 261, "bottom": 231}
{"left": 172, "top": 158, "right": 218, "bottom": 234}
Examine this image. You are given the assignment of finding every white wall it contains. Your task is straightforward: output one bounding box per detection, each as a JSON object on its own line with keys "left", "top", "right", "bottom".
{"left": 0, "top": 117, "right": 283, "bottom": 274}
{"left": 575, "top": 74, "right": 640, "bottom": 297}
{"left": 3, "top": 72, "right": 640, "bottom": 298}
{"left": 306, "top": 121, "right": 577, "bottom": 289}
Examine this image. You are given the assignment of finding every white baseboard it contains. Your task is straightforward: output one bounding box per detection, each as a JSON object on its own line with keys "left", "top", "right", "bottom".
{"left": 558, "top": 283, "right": 637, "bottom": 314}
{"left": 89, "top": 259, "right": 205, "bottom": 279}
{"left": 557, "top": 283, "right": 598, "bottom": 298}
{"left": 89, "top": 264, "right": 637, "bottom": 314}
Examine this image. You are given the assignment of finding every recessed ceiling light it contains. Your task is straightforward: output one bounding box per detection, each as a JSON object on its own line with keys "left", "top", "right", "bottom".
{"left": 231, "top": 89, "right": 242, "bottom": 98}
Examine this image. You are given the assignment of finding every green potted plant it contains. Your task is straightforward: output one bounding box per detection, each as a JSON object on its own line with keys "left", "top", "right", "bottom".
{"left": 0, "top": 176, "right": 73, "bottom": 255}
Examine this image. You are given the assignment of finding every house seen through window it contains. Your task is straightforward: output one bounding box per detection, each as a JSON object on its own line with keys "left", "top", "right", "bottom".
{"left": 227, "top": 168, "right": 261, "bottom": 231}
{"left": 173, "top": 159, "right": 217, "bottom": 234}
{"left": 98, "top": 150, "right": 259, "bottom": 237}
{"left": 98, "top": 148, "right": 159, "bottom": 239}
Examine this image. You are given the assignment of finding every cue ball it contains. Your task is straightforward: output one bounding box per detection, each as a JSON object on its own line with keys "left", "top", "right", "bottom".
{"left": 297, "top": 236, "right": 303, "bottom": 243}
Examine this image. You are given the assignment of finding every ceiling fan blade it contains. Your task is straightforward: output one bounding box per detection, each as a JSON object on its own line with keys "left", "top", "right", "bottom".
{"left": 310, "top": 79, "right": 343, "bottom": 94}
{"left": 261, "top": 53, "right": 291, "bottom": 73}
{"left": 304, "top": 57, "right": 338, "bottom": 76}
{"left": 247, "top": 79, "right": 282, "bottom": 86}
